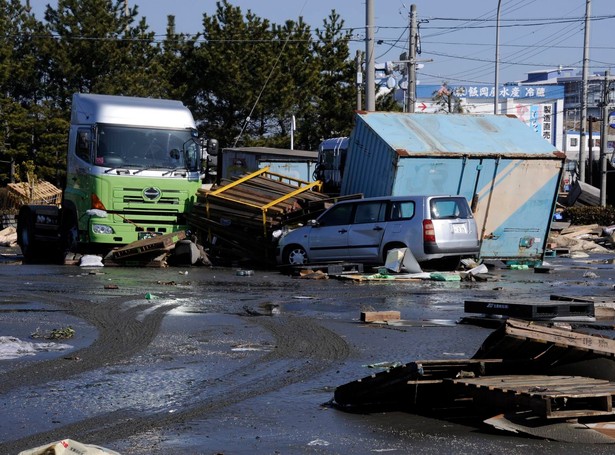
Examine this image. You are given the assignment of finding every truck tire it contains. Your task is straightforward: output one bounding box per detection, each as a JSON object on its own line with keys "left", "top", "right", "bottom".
{"left": 17, "top": 205, "right": 64, "bottom": 264}
{"left": 17, "top": 206, "right": 40, "bottom": 263}
{"left": 59, "top": 202, "right": 79, "bottom": 257}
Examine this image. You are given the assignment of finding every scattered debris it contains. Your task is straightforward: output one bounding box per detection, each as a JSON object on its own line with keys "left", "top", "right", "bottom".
{"left": 463, "top": 299, "right": 595, "bottom": 321}
{"left": 333, "top": 319, "right": 615, "bottom": 443}
{"left": 384, "top": 247, "right": 422, "bottom": 274}
{"left": 0, "top": 336, "right": 72, "bottom": 360}
{"left": 80, "top": 255, "right": 104, "bottom": 267}
{"left": 298, "top": 269, "right": 328, "bottom": 280}
{"left": 104, "top": 231, "right": 187, "bottom": 267}
{"left": 548, "top": 223, "right": 613, "bottom": 255}
{"left": 236, "top": 269, "right": 254, "bottom": 276}
{"left": 567, "top": 180, "right": 600, "bottom": 207}
{"left": 361, "top": 311, "right": 401, "bottom": 323}
{"left": 18, "top": 439, "right": 120, "bottom": 455}
{"left": 31, "top": 326, "right": 75, "bottom": 340}
{"left": 0, "top": 226, "right": 17, "bottom": 247}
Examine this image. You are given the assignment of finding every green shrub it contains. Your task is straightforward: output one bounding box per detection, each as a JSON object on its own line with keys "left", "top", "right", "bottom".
{"left": 562, "top": 205, "right": 615, "bottom": 226}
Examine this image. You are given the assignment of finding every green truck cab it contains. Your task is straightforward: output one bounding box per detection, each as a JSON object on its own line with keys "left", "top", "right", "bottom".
{"left": 17, "top": 93, "right": 218, "bottom": 263}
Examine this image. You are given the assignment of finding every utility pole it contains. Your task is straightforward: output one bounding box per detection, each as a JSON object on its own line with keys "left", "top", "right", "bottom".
{"left": 493, "top": 0, "right": 502, "bottom": 115}
{"left": 406, "top": 4, "right": 417, "bottom": 113}
{"left": 355, "top": 50, "right": 363, "bottom": 111}
{"left": 579, "top": 0, "right": 591, "bottom": 183}
{"left": 365, "top": 0, "right": 375, "bottom": 111}
{"left": 600, "top": 70, "right": 611, "bottom": 207}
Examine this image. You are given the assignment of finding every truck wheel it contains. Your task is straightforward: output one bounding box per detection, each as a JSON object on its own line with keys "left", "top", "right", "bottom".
{"left": 17, "top": 206, "right": 39, "bottom": 263}
{"left": 59, "top": 204, "right": 79, "bottom": 258}
{"left": 284, "top": 245, "right": 309, "bottom": 265}
{"left": 17, "top": 206, "right": 65, "bottom": 264}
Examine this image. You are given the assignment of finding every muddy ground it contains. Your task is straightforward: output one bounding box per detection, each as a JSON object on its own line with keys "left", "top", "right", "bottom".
{"left": 1, "top": 249, "right": 615, "bottom": 454}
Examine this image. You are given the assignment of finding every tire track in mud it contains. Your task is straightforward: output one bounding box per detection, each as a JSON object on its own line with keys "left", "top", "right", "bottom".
{"left": 0, "top": 315, "right": 350, "bottom": 453}
{"left": 0, "top": 293, "right": 176, "bottom": 391}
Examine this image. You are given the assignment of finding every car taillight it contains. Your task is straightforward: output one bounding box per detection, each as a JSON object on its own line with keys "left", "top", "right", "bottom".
{"left": 423, "top": 219, "right": 436, "bottom": 242}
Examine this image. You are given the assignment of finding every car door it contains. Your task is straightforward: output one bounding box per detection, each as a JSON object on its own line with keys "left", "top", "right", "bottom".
{"left": 307, "top": 202, "right": 354, "bottom": 261}
{"left": 346, "top": 200, "right": 387, "bottom": 261}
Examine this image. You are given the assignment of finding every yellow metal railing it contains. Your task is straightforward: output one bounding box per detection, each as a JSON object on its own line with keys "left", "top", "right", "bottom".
{"left": 206, "top": 167, "right": 323, "bottom": 236}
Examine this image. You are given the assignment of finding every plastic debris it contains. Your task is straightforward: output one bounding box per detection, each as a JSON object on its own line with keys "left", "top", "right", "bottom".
{"left": 429, "top": 272, "right": 461, "bottom": 281}
{"left": 145, "top": 292, "right": 157, "bottom": 300}
{"left": 80, "top": 255, "right": 104, "bottom": 267}
{"left": 18, "top": 439, "right": 120, "bottom": 455}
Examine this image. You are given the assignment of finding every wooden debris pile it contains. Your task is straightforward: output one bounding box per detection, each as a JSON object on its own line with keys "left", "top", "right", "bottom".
{"left": 334, "top": 318, "right": 615, "bottom": 443}
{"left": 0, "top": 180, "right": 62, "bottom": 229}
{"left": 0, "top": 180, "right": 62, "bottom": 208}
{"left": 548, "top": 223, "right": 612, "bottom": 255}
{"left": 101, "top": 231, "right": 187, "bottom": 267}
{"left": 187, "top": 167, "right": 360, "bottom": 264}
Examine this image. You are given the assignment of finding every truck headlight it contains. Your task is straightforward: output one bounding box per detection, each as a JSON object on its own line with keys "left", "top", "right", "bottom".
{"left": 92, "top": 224, "right": 114, "bottom": 235}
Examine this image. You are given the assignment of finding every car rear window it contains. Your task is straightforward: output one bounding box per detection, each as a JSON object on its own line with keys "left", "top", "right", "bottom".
{"left": 430, "top": 198, "right": 470, "bottom": 219}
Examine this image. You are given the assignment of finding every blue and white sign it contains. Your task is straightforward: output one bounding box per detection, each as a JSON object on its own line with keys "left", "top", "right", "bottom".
{"left": 416, "top": 84, "right": 564, "bottom": 100}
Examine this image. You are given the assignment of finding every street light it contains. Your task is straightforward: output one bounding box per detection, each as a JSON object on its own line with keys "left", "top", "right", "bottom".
{"left": 493, "top": 0, "right": 502, "bottom": 115}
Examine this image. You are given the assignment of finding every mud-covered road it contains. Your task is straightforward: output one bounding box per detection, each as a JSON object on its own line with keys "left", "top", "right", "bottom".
{"left": 2, "top": 253, "right": 615, "bottom": 454}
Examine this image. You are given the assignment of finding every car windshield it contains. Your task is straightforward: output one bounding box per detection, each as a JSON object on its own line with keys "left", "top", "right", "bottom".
{"left": 95, "top": 125, "right": 198, "bottom": 170}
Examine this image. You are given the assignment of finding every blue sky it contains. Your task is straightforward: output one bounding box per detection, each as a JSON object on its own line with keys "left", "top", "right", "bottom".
{"left": 30, "top": 1, "right": 614, "bottom": 86}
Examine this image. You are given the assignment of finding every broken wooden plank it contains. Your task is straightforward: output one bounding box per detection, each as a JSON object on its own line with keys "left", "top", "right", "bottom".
{"left": 361, "top": 311, "right": 401, "bottom": 323}
{"left": 110, "top": 231, "right": 185, "bottom": 260}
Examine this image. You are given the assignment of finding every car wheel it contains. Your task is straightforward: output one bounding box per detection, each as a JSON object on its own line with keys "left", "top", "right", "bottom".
{"left": 284, "top": 245, "right": 309, "bottom": 265}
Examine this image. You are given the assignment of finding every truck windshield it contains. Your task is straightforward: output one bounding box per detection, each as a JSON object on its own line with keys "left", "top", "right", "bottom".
{"left": 95, "top": 125, "right": 198, "bottom": 170}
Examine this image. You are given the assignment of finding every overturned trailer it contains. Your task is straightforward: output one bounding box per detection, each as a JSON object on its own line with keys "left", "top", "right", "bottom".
{"left": 341, "top": 112, "right": 565, "bottom": 263}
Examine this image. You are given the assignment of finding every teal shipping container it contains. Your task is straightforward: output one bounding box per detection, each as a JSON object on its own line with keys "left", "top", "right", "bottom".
{"left": 341, "top": 112, "right": 565, "bottom": 262}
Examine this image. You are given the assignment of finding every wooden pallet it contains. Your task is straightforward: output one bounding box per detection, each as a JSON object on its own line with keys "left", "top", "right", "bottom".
{"left": 283, "top": 262, "right": 364, "bottom": 276}
{"left": 464, "top": 299, "right": 595, "bottom": 320}
{"left": 109, "top": 231, "right": 186, "bottom": 260}
{"left": 450, "top": 374, "right": 615, "bottom": 419}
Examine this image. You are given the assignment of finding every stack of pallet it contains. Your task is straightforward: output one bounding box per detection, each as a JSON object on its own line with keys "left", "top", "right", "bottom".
{"left": 187, "top": 168, "right": 358, "bottom": 264}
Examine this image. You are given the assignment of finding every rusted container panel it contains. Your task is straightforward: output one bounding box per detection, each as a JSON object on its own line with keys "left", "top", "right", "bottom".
{"left": 341, "top": 112, "right": 564, "bottom": 262}
{"left": 219, "top": 147, "right": 318, "bottom": 183}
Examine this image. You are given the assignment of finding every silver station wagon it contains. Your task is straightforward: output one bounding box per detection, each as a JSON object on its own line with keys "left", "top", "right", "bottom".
{"left": 276, "top": 195, "right": 480, "bottom": 267}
